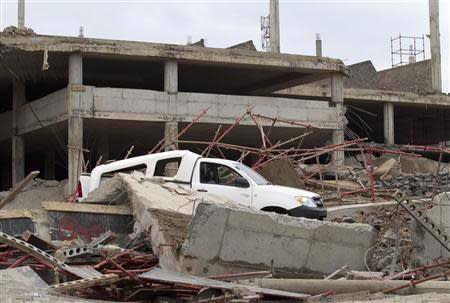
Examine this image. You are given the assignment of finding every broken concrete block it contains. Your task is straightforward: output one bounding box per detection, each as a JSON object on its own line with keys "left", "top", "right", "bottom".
{"left": 420, "top": 192, "right": 450, "bottom": 260}
{"left": 86, "top": 177, "right": 128, "bottom": 204}
{"left": 373, "top": 158, "right": 397, "bottom": 179}
{"left": 179, "top": 203, "right": 378, "bottom": 276}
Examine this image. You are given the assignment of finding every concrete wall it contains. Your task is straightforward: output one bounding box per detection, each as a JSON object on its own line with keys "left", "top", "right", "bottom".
{"left": 74, "top": 86, "right": 342, "bottom": 129}
{"left": 179, "top": 203, "right": 378, "bottom": 276}
{"left": 17, "top": 88, "right": 69, "bottom": 135}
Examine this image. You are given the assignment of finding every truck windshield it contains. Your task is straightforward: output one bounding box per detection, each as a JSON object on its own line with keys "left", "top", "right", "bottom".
{"left": 234, "top": 163, "right": 270, "bottom": 185}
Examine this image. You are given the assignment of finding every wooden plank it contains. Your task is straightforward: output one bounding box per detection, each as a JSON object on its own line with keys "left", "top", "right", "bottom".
{"left": 0, "top": 171, "right": 39, "bottom": 209}
{"left": 0, "top": 209, "right": 35, "bottom": 219}
{"left": 41, "top": 201, "right": 131, "bottom": 215}
{"left": 50, "top": 274, "right": 120, "bottom": 292}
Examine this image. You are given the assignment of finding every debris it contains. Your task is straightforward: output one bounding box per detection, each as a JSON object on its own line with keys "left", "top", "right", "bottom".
{"left": 0, "top": 231, "right": 100, "bottom": 279}
{"left": 380, "top": 173, "right": 450, "bottom": 197}
{"left": 256, "top": 158, "right": 304, "bottom": 188}
{"left": 0, "top": 171, "right": 40, "bottom": 209}
{"left": 1, "top": 25, "right": 36, "bottom": 36}
{"left": 0, "top": 177, "right": 67, "bottom": 210}
{"left": 139, "top": 268, "right": 310, "bottom": 300}
{"left": 259, "top": 278, "right": 450, "bottom": 295}
{"left": 324, "top": 264, "right": 348, "bottom": 280}
{"left": 50, "top": 273, "right": 120, "bottom": 293}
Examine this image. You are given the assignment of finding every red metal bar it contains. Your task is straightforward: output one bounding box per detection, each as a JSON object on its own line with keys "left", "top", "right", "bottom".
{"left": 103, "top": 254, "right": 141, "bottom": 283}
{"left": 303, "top": 162, "right": 332, "bottom": 182}
{"left": 368, "top": 149, "right": 375, "bottom": 202}
{"left": 340, "top": 188, "right": 371, "bottom": 197}
{"left": 249, "top": 113, "right": 311, "bottom": 128}
{"left": 252, "top": 148, "right": 294, "bottom": 170}
{"left": 149, "top": 107, "right": 210, "bottom": 154}
{"left": 104, "top": 267, "right": 156, "bottom": 274}
{"left": 94, "top": 243, "right": 145, "bottom": 269}
{"left": 8, "top": 254, "right": 30, "bottom": 268}
{"left": 382, "top": 268, "right": 450, "bottom": 294}
{"left": 384, "top": 258, "right": 450, "bottom": 280}
{"left": 208, "top": 106, "right": 254, "bottom": 150}
{"left": 298, "top": 138, "right": 367, "bottom": 163}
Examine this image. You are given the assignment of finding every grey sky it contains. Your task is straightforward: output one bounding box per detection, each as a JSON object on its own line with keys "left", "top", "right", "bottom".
{"left": 1, "top": 0, "right": 449, "bottom": 92}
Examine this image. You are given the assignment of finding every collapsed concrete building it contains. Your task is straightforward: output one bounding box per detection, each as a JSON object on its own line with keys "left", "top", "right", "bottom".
{"left": 1, "top": 31, "right": 449, "bottom": 196}
{"left": 0, "top": 32, "right": 348, "bottom": 194}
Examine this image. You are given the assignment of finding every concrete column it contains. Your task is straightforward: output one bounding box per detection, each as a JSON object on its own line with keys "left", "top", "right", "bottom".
{"left": 315, "top": 33, "right": 322, "bottom": 57}
{"left": 429, "top": 0, "right": 442, "bottom": 92}
{"left": 269, "top": 0, "right": 280, "bottom": 53}
{"left": 164, "top": 121, "right": 179, "bottom": 177}
{"left": 331, "top": 73, "right": 345, "bottom": 166}
{"left": 164, "top": 60, "right": 179, "bottom": 152}
{"left": 69, "top": 53, "right": 83, "bottom": 85}
{"left": 68, "top": 53, "right": 83, "bottom": 195}
{"left": 12, "top": 80, "right": 26, "bottom": 185}
{"left": 18, "top": 0, "right": 25, "bottom": 29}
{"left": 164, "top": 121, "right": 179, "bottom": 151}
{"left": 68, "top": 117, "right": 83, "bottom": 194}
{"left": 383, "top": 102, "right": 395, "bottom": 145}
{"left": 44, "top": 150, "right": 55, "bottom": 180}
{"left": 164, "top": 61, "right": 178, "bottom": 94}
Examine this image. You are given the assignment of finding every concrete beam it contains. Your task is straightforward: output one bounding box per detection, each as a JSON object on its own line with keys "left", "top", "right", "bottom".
{"left": 73, "top": 86, "right": 342, "bottom": 130}
{"left": 383, "top": 102, "right": 395, "bottom": 145}
{"left": 0, "top": 35, "right": 344, "bottom": 74}
{"left": 12, "top": 80, "right": 26, "bottom": 185}
{"left": 429, "top": 0, "right": 442, "bottom": 92}
{"left": 0, "top": 88, "right": 69, "bottom": 141}
{"left": 276, "top": 84, "right": 450, "bottom": 107}
{"left": 245, "top": 73, "right": 330, "bottom": 95}
{"left": 330, "top": 73, "right": 345, "bottom": 166}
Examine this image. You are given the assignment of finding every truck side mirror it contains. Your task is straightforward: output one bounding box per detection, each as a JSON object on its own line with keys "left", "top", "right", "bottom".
{"left": 234, "top": 176, "right": 250, "bottom": 188}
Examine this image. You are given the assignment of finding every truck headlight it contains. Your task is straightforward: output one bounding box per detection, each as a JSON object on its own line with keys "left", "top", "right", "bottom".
{"left": 295, "top": 196, "right": 317, "bottom": 207}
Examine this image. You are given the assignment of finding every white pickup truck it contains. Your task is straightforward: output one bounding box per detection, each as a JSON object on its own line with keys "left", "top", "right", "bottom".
{"left": 77, "top": 150, "right": 326, "bottom": 220}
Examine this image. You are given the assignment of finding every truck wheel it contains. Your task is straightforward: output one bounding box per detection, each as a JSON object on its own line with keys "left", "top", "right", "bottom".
{"left": 261, "top": 206, "right": 288, "bottom": 215}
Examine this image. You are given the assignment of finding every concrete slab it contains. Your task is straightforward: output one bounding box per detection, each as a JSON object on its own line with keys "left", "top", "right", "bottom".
{"left": 179, "top": 203, "right": 378, "bottom": 276}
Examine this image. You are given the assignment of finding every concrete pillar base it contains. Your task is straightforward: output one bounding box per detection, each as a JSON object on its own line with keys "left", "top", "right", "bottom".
{"left": 383, "top": 102, "right": 395, "bottom": 145}
{"left": 68, "top": 117, "right": 83, "bottom": 195}
{"left": 164, "top": 121, "right": 179, "bottom": 177}
{"left": 331, "top": 129, "right": 345, "bottom": 166}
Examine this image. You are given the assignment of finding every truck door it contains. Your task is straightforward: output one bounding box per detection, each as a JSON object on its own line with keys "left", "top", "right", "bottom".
{"left": 192, "top": 161, "right": 252, "bottom": 207}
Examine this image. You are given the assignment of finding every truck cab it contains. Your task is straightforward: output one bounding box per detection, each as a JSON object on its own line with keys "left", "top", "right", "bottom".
{"left": 191, "top": 158, "right": 326, "bottom": 220}
{"left": 79, "top": 150, "right": 326, "bottom": 220}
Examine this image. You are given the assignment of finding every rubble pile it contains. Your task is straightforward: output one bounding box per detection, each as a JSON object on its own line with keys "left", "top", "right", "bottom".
{"left": 1, "top": 147, "right": 450, "bottom": 302}
{"left": 379, "top": 173, "right": 450, "bottom": 197}
{"left": 1, "top": 25, "right": 36, "bottom": 36}
{"left": 0, "top": 178, "right": 67, "bottom": 209}
{"left": 331, "top": 205, "right": 420, "bottom": 274}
